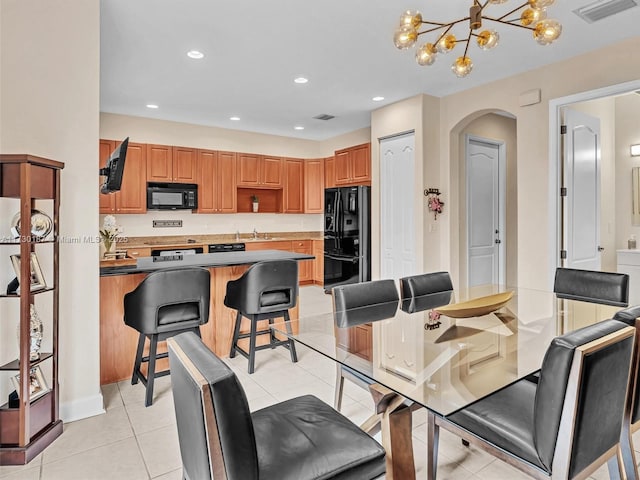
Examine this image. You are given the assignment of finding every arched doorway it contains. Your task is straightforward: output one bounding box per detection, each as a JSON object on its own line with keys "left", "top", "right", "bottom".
{"left": 449, "top": 110, "right": 518, "bottom": 288}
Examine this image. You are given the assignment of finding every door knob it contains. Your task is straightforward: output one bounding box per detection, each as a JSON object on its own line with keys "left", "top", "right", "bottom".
{"left": 598, "top": 246, "right": 605, "bottom": 252}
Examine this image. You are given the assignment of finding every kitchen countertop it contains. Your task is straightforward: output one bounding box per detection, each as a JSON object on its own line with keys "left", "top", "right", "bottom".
{"left": 100, "top": 250, "right": 315, "bottom": 276}
{"left": 115, "top": 231, "right": 323, "bottom": 249}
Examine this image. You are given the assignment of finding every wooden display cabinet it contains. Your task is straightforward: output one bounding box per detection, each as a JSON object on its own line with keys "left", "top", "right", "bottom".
{"left": 0, "top": 155, "right": 63, "bottom": 465}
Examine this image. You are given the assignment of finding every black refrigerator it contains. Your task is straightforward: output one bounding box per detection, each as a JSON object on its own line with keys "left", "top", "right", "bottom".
{"left": 324, "top": 186, "right": 371, "bottom": 291}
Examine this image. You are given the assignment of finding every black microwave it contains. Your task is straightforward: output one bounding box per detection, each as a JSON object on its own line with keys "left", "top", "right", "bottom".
{"left": 147, "top": 182, "right": 198, "bottom": 210}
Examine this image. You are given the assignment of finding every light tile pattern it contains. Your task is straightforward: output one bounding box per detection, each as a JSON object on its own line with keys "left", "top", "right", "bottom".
{"left": 0, "top": 286, "right": 634, "bottom": 479}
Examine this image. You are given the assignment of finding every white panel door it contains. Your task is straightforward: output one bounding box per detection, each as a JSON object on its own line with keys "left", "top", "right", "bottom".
{"left": 466, "top": 136, "right": 505, "bottom": 287}
{"left": 380, "top": 133, "right": 416, "bottom": 280}
{"left": 562, "top": 108, "right": 601, "bottom": 270}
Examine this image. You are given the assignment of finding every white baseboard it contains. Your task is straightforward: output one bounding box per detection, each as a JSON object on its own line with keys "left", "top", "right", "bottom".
{"left": 60, "top": 392, "right": 105, "bottom": 423}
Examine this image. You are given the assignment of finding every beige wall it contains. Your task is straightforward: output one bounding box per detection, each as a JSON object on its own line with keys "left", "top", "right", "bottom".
{"left": 437, "top": 36, "right": 640, "bottom": 290}
{"left": 0, "top": 0, "right": 102, "bottom": 420}
{"left": 100, "top": 113, "right": 371, "bottom": 237}
{"left": 615, "top": 94, "right": 640, "bottom": 250}
{"left": 370, "top": 95, "right": 438, "bottom": 279}
{"left": 568, "top": 98, "right": 617, "bottom": 271}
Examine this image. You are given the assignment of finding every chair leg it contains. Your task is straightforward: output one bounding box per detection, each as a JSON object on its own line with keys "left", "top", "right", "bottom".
{"left": 229, "top": 311, "right": 242, "bottom": 358}
{"left": 334, "top": 363, "right": 345, "bottom": 411}
{"left": 145, "top": 334, "right": 158, "bottom": 407}
{"left": 248, "top": 316, "right": 258, "bottom": 374}
{"left": 268, "top": 317, "right": 277, "bottom": 348}
{"left": 617, "top": 431, "right": 638, "bottom": 480}
{"left": 284, "top": 310, "right": 298, "bottom": 363}
{"left": 131, "top": 333, "right": 145, "bottom": 385}
{"left": 427, "top": 411, "right": 440, "bottom": 480}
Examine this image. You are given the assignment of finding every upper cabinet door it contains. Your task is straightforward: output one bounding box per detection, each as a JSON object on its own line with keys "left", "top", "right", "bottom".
{"left": 304, "top": 159, "right": 324, "bottom": 213}
{"left": 99, "top": 139, "right": 116, "bottom": 213}
{"left": 197, "top": 149, "right": 217, "bottom": 213}
{"left": 350, "top": 143, "right": 371, "bottom": 184}
{"left": 325, "top": 156, "right": 336, "bottom": 189}
{"left": 261, "top": 156, "right": 283, "bottom": 187}
{"left": 284, "top": 158, "right": 304, "bottom": 213}
{"left": 117, "top": 142, "right": 147, "bottom": 213}
{"left": 237, "top": 153, "right": 260, "bottom": 186}
{"left": 172, "top": 147, "right": 197, "bottom": 183}
{"left": 147, "top": 144, "right": 172, "bottom": 182}
{"left": 217, "top": 151, "right": 237, "bottom": 213}
{"left": 334, "top": 149, "right": 351, "bottom": 185}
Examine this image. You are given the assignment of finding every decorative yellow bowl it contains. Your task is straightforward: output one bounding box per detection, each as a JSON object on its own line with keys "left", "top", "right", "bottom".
{"left": 435, "top": 291, "right": 514, "bottom": 318}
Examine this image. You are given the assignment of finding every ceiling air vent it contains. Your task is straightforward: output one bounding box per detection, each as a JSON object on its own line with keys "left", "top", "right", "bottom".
{"left": 313, "top": 114, "right": 335, "bottom": 121}
{"left": 574, "top": 0, "right": 638, "bottom": 23}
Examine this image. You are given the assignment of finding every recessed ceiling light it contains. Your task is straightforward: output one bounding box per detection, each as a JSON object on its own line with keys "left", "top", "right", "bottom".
{"left": 230, "top": 116, "right": 241, "bottom": 121}
{"left": 372, "top": 96, "right": 385, "bottom": 102}
{"left": 294, "top": 126, "right": 305, "bottom": 130}
{"left": 146, "top": 104, "right": 159, "bottom": 109}
{"left": 187, "top": 50, "right": 204, "bottom": 59}
{"left": 294, "top": 77, "right": 309, "bottom": 84}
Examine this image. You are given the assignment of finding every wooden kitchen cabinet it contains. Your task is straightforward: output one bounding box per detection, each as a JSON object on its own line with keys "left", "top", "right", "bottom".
{"left": 304, "top": 159, "right": 324, "bottom": 213}
{"left": 237, "top": 154, "right": 283, "bottom": 187}
{"left": 99, "top": 139, "right": 116, "bottom": 213}
{"left": 125, "top": 247, "right": 152, "bottom": 258}
{"left": 244, "top": 240, "right": 293, "bottom": 252}
{"left": 99, "top": 139, "right": 146, "bottom": 214}
{"left": 335, "top": 322, "right": 372, "bottom": 362}
{"left": 292, "top": 240, "right": 313, "bottom": 284}
{"left": 313, "top": 240, "right": 324, "bottom": 285}
{"left": 197, "top": 149, "right": 237, "bottom": 213}
{"left": 284, "top": 158, "right": 304, "bottom": 213}
{"left": 334, "top": 143, "right": 371, "bottom": 186}
{"left": 147, "top": 144, "right": 196, "bottom": 183}
{"left": 325, "top": 156, "right": 336, "bottom": 189}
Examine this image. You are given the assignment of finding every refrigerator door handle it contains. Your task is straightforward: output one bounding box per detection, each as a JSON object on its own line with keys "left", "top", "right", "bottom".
{"left": 325, "top": 253, "right": 359, "bottom": 264}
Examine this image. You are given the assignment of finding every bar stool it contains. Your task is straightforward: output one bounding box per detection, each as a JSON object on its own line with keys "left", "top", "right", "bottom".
{"left": 225, "top": 260, "right": 298, "bottom": 374}
{"left": 124, "top": 267, "right": 210, "bottom": 406}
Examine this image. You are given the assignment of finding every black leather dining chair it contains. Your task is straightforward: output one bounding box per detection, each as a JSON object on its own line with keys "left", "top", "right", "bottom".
{"left": 399, "top": 271, "right": 453, "bottom": 313}
{"left": 332, "top": 279, "right": 399, "bottom": 411}
{"left": 225, "top": 259, "right": 298, "bottom": 374}
{"left": 554, "top": 267, "right": 629, "bottom": 307}
{"left": 123, "top": 267, "right": 211, "bottom": 407}
{"left": 613, "top": 305, "right": 640, "bottom": 480}
{"left": 167, "top": 332, "right": 386, "bottom": 480}
{"left": 427, "top": 319, "right": 635, "bottom": 480}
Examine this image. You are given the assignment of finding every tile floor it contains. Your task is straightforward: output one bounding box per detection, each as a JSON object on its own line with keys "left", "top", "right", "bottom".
{"left": 0, "top": 285, "right": 637, "bottom": 479}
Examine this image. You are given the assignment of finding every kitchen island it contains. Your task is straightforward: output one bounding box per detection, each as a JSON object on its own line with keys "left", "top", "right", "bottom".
{"left": 100, "top": 250, "right": 314, "bottom": 384}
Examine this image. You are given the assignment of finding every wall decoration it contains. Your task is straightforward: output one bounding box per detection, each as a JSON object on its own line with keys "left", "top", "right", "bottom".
{"left": 425, "top": 188, "right": 444, "bottom": 220}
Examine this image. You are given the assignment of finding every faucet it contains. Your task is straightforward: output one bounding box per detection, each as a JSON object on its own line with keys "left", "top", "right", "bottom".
{"left": 253, "top": 228, "right": 258, "bottom": 240}
{"left": 235, "top": 230, "right": 240, "bottom": 241}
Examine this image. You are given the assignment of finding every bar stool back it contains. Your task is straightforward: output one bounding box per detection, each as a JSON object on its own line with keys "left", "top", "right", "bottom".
{"left": 124, "top": 267, "right": 211, "bottom": 406}
{"left": 225, "top": 259, "right": 298, "bottom": 374}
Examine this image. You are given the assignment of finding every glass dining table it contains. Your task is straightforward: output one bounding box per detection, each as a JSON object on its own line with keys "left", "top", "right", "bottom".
{"left": 271, "top": 284, "right": 622, "bottom": 480}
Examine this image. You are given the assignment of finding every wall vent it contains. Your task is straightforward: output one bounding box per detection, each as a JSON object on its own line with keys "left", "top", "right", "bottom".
{"left": 573, "top": 0, "right": 638, "bottom": 23}
{"left": 313, "top": 114, "right": 335, "bottom": 121}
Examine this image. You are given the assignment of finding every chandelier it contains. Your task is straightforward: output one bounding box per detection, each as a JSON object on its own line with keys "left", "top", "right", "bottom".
{"left": 393, "top": 0, "right": 562, "bottom": 78}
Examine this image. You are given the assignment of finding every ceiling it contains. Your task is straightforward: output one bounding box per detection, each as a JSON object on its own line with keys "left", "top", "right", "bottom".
{"left": 100, "top": 0, "right": 640, "bottom": 141}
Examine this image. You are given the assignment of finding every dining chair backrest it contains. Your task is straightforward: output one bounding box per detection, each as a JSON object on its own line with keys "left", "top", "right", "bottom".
{"left": 614, "top": 305, "right": 640, "bottom": 425}
{"left": 168, "top": 332, "right": 259, "bottom": 480}
{"left": 533, "top": 319, "right": 635, "bottom": 476}
{"left": 553, "top": 267, "right": 629, "bottom": 307}
{"left": 399, "top": 271, "right": 453, "bottom": 313}
{"left": 332, "top": 279, "right": 399, "bottom": 328}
